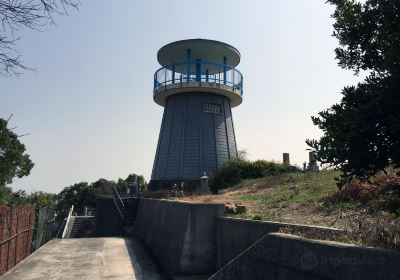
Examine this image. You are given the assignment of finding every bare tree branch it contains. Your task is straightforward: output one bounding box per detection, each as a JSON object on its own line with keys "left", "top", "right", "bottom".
{"left": 17, "top": 132, "right": 31, "bottom": 137}
{"left": 6, "top": 113, "right": 13, "bottom": 123}
{"left": 0, "top": 0, "right": 79, "bottom": 76}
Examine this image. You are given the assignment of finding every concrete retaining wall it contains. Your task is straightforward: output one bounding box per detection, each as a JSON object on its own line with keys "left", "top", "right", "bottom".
{"left": 210, "top": 233, "right": 400, "bottom": 280}
{"left": 95, "top": 196, "right": 123, "bottom": 237}
{"left": 133, "top": 198, "right": 225, "bottom": 277}
{"left": 217, "top": 217, "right": 343, "bottom": 268}
{"left": 94, "top": 197, "right": 398, "bottom": 279}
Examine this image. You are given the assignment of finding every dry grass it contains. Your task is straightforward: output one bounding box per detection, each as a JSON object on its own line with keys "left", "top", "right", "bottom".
{"left": 146, "top": 170, "right": 400, "bottom": 250}
{"left": 161, "top": 170, "right": 398, "bottom": 250}
{"left": 174, "top": 171, "right": 361, "bottom": 229}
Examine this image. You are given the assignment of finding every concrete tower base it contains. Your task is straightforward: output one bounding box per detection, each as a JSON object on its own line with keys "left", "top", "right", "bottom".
{"left": 150, "top": 92, "right": 237, "bottom": 189}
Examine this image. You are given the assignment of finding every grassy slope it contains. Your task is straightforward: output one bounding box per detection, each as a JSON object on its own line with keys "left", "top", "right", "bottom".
{"left": 181, "top": 170, "right": 360, "bottom": 229}
{"left": 240, "top": 171, "right": 340, "bottom": 205}
{"left": 176, "top": 170, "right": 400, "bottom": 250}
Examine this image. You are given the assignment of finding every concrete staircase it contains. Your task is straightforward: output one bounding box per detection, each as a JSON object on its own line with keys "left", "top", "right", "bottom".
{"left": 69, "top": 217, "right": 85, "bottom": 238}
{"left": 110, "top": 187, "right": 140, "bottom": 236}
{"left": 122, "top": 198, "right": 137, "bottom": 226}
{"left": 63, "top": 216, "right": 95, "bottom": 238}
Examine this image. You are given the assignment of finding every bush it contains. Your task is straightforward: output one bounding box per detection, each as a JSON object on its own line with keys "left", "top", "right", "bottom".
{"left": 331, "top": 173, "right": 400, "bottom": 215}
{"left": 344, "top": 212, "right": 400, "bottom": 251}
{"left": 213, "top": 159, "right": 246, "bottom": 190}
{"left": 251, "top": 160, "right": 289, "bottom": 177}
{"left": 212, "top": 159, "right": 300, "bottom": 192}
{"left": 280, "top": 213, "right": 400, "bottom": 251}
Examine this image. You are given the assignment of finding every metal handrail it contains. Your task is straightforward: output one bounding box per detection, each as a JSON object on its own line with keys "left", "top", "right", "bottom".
{"left": 61, "top": 205, "right": 74, "bottom": 239}
{"left": 111, "top": 185, "right": 124, "bottom": 219}
{"left": 112, "top": 197, "right": 124, "bottom": 219}
{"left": 56, "top": 219, "right": 67, "bottom": 238}
{"left": 112, "top": 185, "right": 125, "bottom": 208}
{"left": 154, "top": 61, "right": 243, "bottom": 96}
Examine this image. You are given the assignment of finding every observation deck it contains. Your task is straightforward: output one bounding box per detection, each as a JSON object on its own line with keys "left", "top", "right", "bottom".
{"left": 153, "top": 39, "right": 244, "bottom": 107}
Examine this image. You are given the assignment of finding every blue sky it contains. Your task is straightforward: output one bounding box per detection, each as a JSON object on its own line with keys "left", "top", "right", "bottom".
{"left": 1, "top": 0, "right": 363, "bottom": 193}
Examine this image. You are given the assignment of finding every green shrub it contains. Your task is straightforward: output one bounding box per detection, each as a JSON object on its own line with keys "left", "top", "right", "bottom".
{"left": 212, "top": 159, "right": 300, "bottom": 192}
{"left": 251, "top": 160, "right": 285, "bottom": 177}
{"left": 213, "top": 159, "right": 246, "bottom": 190}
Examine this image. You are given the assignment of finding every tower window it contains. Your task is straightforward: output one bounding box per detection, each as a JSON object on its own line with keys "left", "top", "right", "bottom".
{"left": 204, "top": 103, "right": 222, "bottom": 114}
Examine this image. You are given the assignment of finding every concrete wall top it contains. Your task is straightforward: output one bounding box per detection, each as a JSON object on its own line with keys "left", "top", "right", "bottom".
{"left": 220, "top": 217, "right": 342, "bottom": 231}
{"left": 145, "top": 197, "right": 225, "bottom": 206}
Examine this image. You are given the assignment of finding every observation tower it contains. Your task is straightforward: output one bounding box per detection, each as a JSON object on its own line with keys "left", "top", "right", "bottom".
{"left": 150, "top": 39, "right": 244, "bottom": 189}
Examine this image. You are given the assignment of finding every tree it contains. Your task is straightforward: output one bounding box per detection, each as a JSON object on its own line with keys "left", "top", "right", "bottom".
{"left": 0, "top": 185, "right": 13, "bottom": 204}
{"left": 306, "top": 0, "right": 400, "bottom": 187}
{"left": 0, "top": 117, "right": 34, "bottom": 187}
{"left": 237, "top": 149, "right": 248, "bottom": 161}
{"left": 27, "top": 191, "right": 56, "bottom": 209}
{"left": 0, "top": 0, "right": 78, "bottom": 76}
{"left": 56, "top": 173, "right": 148, "bottom": 215}
{"left": 121, "top": 173, "right": 147, "bottom": 190}
{"left": 56, "top": 182, "right": 95, "bottom": 215}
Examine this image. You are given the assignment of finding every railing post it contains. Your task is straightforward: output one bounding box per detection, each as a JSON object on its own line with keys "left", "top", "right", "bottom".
{"left": 172, "top": 64, "right": 176, "bottom": 84}
{"left": 206, "top": 69, "right": 209, "bottom": 82}
{"left": 164, "top": 68, "right": 167, "bottom": 88}
{"left": 196, "top": 60, "right": 201, "bottom": 81}
{"left": 187, "top": 49, "right": 191, "bottom": 82}
{"left": 223, "top": 57, "right": 227, "bottom": 85}
{"left": 153, "top": 72, "right": 157, "bottom": 95}
{"left": 233, "top": 69, "right": 235, "bottom": 89}
{"left": 180, "top": 63, "right": 183, "bottom": 85}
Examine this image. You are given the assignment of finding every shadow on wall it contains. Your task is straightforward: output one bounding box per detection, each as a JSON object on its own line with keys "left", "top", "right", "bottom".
{"left": 123, "top": 238, "right": 165, "bottom": 280}
{"left": 209, "top": 233, "right": 400, "bottom": 280}
{"left": 216, "top": 217, "right": 344, "bottom": 269}
{"left": 95, "top": 196, "right": 124, "bottom": 237}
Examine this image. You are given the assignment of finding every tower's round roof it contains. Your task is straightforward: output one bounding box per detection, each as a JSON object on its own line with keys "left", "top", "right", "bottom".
{"left": 157, "top": 39, "right": 241, "bottom": 67}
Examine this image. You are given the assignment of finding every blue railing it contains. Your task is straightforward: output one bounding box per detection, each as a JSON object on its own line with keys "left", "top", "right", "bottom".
{"left": 154, "top": 61, "right": 243, "bottom": 96}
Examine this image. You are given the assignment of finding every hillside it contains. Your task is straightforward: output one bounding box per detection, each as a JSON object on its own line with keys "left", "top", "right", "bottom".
{"left": 177, "top": 171, "right": 360, "bottom": 230}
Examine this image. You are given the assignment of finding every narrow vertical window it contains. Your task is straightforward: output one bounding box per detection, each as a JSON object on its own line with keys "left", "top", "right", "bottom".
{"left": 204, "top": 103, "right": 222, "bottom": 114}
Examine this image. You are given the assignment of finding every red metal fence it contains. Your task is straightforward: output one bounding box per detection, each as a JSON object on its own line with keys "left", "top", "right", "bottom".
{"left": 0, "top": 204, "right": 36, "bottom": 276}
